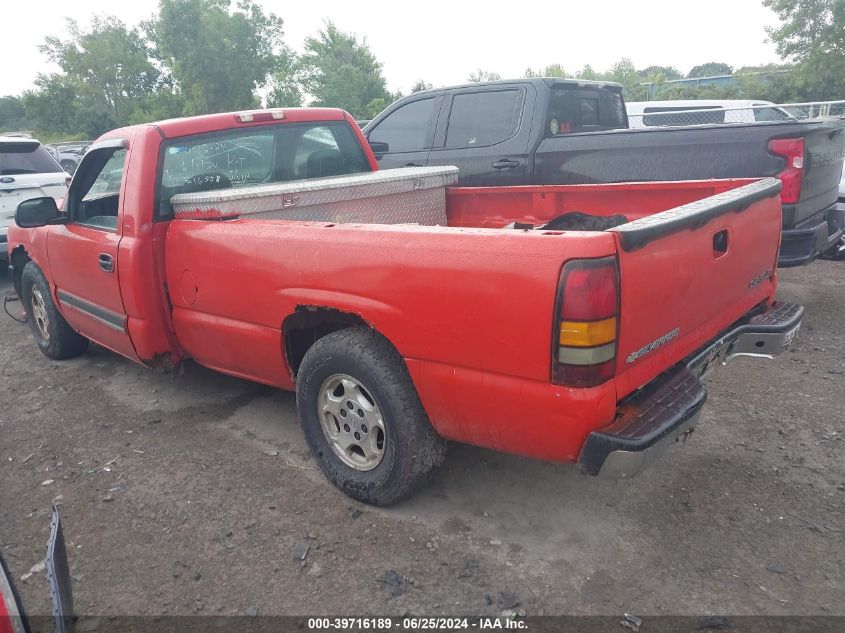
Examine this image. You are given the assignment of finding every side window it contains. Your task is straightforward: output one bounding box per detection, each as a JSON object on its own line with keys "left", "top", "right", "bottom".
{"left": 84, "top": 150, "right": 126, "bottom": 199}
{"left": 445, "top": 90, "right": 522, "bottom": 148}
{"left": 754, "top": 107, "right": 792, "bottom": 122}
{"left": 68, "top": 148, "right": 127, "bottom": 231}
{"left": 368, "top": 98, "right": 436, "bottom": 153}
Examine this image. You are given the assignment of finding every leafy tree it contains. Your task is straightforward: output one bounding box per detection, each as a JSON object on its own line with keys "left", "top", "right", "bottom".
{"left": 523, "top": 64, "right": 568, "bottom": 78}
{"left": 639, "top": 65, "right": 683, "bottom": 81}
{"left": 146, "top": 0, "right": 284, "bottom": 115}
{"left": 575, "top": 65, "right": 598, "bottom": 80}
{"left": 688, "top": 62, "right": 734, "bottom": 78}
{"left": 603, "top": 58, "right": 647, "bottom": 100}
{"left": 301, "top": 21, "right": 391, "bottom": 118}
{"left": 363, "top": 97, "right": 390, "bottom": 119}
{"left": 763, "top": 0, "right": 845, "bottom": 100}
{"left": 0, "top": 96, "right": 27, "bottom": 132}
{"left": 41, "top": 16, "right": 161, "bottom": 124}
{"left": 467, "top": 70, "right": 502, "bottom": 82}
{"left": 21, "top": 74, "right": 114, "bottom": 139}
{"left": 411, "top": 80, "right": 433, "bottom": 92}
{"left": 267, "top": 49, "right": 304, "bottom": 108}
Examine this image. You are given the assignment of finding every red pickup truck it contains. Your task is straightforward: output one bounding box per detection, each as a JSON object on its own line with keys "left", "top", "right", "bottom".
{"left": 6, "top": 108, "right": 803, "bottom": 505}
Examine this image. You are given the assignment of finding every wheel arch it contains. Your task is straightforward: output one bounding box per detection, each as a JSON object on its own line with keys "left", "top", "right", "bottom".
{"left": 9, "top": 246, "right": 32, "bottom": 300}
{"left": 283, "top": 306, "right": 387, "bottom": 380}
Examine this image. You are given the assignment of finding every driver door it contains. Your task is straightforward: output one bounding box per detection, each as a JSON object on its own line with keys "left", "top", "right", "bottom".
{"left": 47, "top": 139, "right": 138, "bottom": 360}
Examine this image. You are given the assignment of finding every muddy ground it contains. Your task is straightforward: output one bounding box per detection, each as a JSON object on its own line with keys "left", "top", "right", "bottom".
{"left": 0, "top": 261, "right": 842, "bottom": 618}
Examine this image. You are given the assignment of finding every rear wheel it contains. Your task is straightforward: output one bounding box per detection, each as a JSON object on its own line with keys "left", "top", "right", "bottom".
{"left": 296, "top": 327, "right": 446, "bottom": 505}
{"left": 21, "top": 262, "right": 88, "bottom": 360}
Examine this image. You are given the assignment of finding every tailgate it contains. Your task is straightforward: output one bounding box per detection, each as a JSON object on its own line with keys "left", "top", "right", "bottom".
{"left": 791, "top": 121, "right": 845, "bottom": 225}
{"left": 610, "top": 178, "right": 783, "bottom": 399}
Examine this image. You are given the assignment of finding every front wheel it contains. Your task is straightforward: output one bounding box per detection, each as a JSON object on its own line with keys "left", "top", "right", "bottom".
{"left": 20, "top": 262, "right": 88, "bottom": 360}
{"left": 296, "top": 327, "right": 446, "bottom": 505}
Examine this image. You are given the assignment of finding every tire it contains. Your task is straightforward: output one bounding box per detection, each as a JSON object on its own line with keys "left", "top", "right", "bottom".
{"left": 296, "top": 326, "right": 446, "bottom": 505}
{"left": 20, "top": 262, "right": 88, "bottom": 360}
{"left": 60, "top": 160, "right": 76, "bottom": 175}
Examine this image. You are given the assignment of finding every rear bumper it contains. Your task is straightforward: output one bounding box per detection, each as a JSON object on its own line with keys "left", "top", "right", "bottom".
{"left": 778, "top": 204, "right": 845, "bottom": 267}
{"left": 578, "top": 302, "right": 804, "bottom": 477}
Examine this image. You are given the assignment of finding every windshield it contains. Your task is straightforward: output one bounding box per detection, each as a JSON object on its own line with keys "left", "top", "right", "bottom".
{"left": 0, "top": 142, "right": 63, "bottom": 175}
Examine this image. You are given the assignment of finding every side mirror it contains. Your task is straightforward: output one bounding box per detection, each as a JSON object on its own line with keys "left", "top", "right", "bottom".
{"left": 368, "top": 141, "right": 389, "bottom": 156}
{"left": 15, "top": 197, "right": 62, "bottom": 229}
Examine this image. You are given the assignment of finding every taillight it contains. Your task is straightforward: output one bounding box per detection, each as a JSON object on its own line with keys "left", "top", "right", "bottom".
{"left": 0, "top": 562, "right": 25, "bottom": 633}
{"left": 768, "top": 138, "right": 805, "bottom": 204}
{"left": 552, "top": 257, "right": 619, "bottom": 387}
{"left": 235, "top": 110, "right": 285, "bottom": 123}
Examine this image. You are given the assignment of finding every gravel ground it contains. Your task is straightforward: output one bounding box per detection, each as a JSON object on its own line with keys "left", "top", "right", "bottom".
{"left": 0, "top": 261, "right": 842, "bottom": 617}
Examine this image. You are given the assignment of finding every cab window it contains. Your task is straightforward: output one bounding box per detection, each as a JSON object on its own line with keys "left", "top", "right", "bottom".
{"left": 67, "top": 147, "right": 127, "bottom": 231}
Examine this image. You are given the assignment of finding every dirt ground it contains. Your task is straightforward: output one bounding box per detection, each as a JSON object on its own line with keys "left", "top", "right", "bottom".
{"left": 0, "top": 260, "right": 842, "bottom": 618}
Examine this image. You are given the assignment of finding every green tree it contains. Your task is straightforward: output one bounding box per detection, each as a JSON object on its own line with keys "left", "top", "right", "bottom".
{"left": 639, "top": 65, "right": 683, "bottom": 81}
{"left": 410, "top": 80, "right": 433, "bottom": 92}
{"left": 267, "top": 49, "right": 304, "bottom": 108}
{"left": 576, "top": 64, "right": 598, "bottom": 80}
{"left": 688, "top": 62, "right": 734, "bottom": 78}
{"left": 603, "top": 58, "right": 647, "bottom": 100}
{"left": 41, "top": 16, "right": 161, "bottom": 124}
{"left": 467, "top": 69, "right": 502, "bottom": 82}
{"left": 0, "top": 96, "right": 27, "bottom": 132}
{"left": 146, "top": 0, "right": 285, "bottom": 115}
{"left": 524, "top": 64, "right": 568, "bottom": 78}
{"left": 763, "top": 0, "right": 845, "bottom": 100}
{"left": 301, "top": 21, "right": 391, "bottom": 118}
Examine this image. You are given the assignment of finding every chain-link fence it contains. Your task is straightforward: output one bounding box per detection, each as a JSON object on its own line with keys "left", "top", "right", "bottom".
{"left": 626, "top": 100, "right": 845, "bottom": 128}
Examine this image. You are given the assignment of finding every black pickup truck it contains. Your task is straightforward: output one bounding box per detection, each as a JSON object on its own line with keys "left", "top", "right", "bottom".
{"left": 363, "top": 78, "right": 845, "bottom": 266}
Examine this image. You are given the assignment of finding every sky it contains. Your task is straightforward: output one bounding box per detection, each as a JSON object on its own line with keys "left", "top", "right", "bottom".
{"left": 3, "top": 0, "right": 785, "bottom": 97}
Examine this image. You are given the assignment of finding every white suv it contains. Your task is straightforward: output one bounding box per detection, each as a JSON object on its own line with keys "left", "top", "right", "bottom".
{"left": 1, "top": 136, "right": 69, "bottom": 264}
{"left": 626, "top": 100, "right": 794, "bottom": 127}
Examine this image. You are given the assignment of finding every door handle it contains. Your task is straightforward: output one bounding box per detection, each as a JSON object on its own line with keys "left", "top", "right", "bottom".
{"left": 492, "top": 159, "right": 520, "bottom": 169}
{"left": 404, "top": 162, "right": 423, "bottom": 167}
{"left": 98, "top": 253, "right": 114, "bottom": 273}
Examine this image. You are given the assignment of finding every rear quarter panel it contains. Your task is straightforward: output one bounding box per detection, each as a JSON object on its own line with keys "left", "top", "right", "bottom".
{"left": 533, "top": 122, "right": 811, "bottom": 185}
{"left": 164, "top": 219, "right": 619, "bottom": 457}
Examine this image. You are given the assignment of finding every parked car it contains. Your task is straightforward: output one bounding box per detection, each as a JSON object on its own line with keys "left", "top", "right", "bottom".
{"left": 363, "top": 79, "right": 845, "bottom": 267}
{"left": 625, "top": 99, "right": 795, "bottom": 127}
{"left": 8, "top": 108, "right": 802, "bottom": 505}
{"left": 0, "top": 136, "right": 69, "bottom": 265}
{"left": 46, "top": 142, "right": 91, "bottom": 175}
